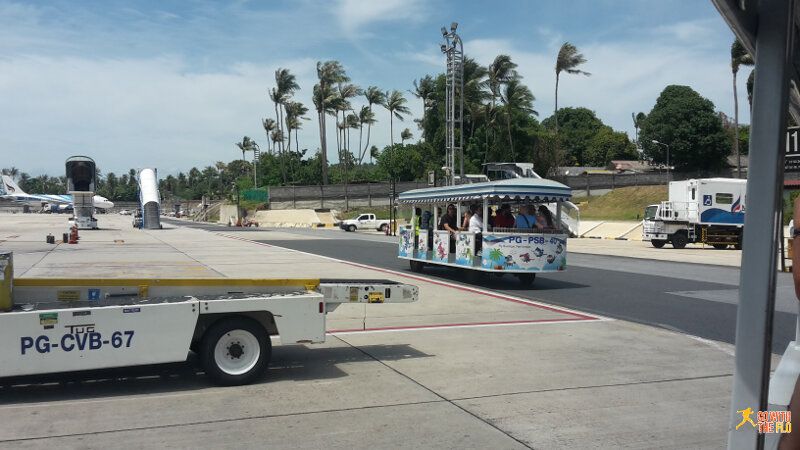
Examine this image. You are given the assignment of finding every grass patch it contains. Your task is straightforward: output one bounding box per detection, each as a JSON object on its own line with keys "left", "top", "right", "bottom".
{"left": 573, "top": 185, "right": 668, "bottom": 220}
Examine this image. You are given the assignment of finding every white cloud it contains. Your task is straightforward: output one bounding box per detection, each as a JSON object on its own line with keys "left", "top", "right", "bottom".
{"left": 335, "top": 0, "right": 427, "bottom": 36}
{"left": 652, "top": 18, "right": 722, "bottom": 47}
{"left": 0, "top": 52, "right": 414, "bottom": 177}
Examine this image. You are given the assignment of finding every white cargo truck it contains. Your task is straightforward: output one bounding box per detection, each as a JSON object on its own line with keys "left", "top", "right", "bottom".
{"left": 642, "top": 178, "right": 746, "bottom": 249}
{"left": 0, "top": 273, "right": 418, "bottom": 385}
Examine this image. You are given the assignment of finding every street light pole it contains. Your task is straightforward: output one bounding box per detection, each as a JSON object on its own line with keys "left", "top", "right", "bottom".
{"left": 251, "top": 142, "right": 260, "bottom": 189}
{"left": 231, "top": 182, "right": 240, "bottom": 223}
{"left": 652, "top": 140, "right": 670, "bottom": 182}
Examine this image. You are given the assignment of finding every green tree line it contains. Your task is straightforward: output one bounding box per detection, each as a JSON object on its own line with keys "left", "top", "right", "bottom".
{"left": 3, "top": 38, "right": 756, "bottom": 201}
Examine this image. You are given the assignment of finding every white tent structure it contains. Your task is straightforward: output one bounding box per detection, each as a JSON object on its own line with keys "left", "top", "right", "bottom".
{"left": 137, "top": 168, "right": 161, "bottom": 230}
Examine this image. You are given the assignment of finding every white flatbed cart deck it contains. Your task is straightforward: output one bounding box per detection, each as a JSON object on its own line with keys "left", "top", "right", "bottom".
{"left": 1, "top": 276, "right": 418, "bottom": 385}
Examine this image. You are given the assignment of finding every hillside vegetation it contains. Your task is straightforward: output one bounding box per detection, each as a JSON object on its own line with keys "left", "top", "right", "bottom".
{"left": 573, "top": 185, "right": 668, "bottom": 221}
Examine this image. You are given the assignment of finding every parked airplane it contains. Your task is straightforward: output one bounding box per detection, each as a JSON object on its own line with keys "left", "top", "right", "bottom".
{"left": 0, "top": 175, "right": 114, "bottom": 210}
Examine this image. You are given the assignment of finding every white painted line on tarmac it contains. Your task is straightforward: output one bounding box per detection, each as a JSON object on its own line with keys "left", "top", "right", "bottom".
{"left": 217, "top": 232, "right": 611, "bottom": 322}
{"left": 685, "top": 334, "right": 736, "bottom": 356}
{"left": 0, "top": 389, "right": 217, "bottom": 411}
{"left": 328, "top": 317, "right": 613, "bottom": 336}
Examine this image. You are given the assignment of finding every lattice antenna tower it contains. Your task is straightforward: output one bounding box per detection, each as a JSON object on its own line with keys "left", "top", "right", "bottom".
{"left": 441, "top": 22, "right": 464, "bottom": 185}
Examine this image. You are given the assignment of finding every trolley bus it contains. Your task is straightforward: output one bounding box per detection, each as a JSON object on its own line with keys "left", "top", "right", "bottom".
{"left": 397, "top": 178, "right": 578, "bottom": 286}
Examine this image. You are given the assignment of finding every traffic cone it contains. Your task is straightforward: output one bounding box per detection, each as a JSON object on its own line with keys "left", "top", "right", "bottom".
{"left": 68, "top": 225, "right": 78, "bottom": 244}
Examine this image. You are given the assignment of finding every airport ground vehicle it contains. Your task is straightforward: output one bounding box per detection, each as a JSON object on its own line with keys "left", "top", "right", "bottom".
{"left": 642, "top": 178, "right": 746, "bottom": 249}
{"left": 0, "top": 269, "right": 418, "bottom": 385}
{"left": 340, "top": 213, "right": 390, "bottom": 232}
{"left": 397, "top": 178, "right": 576, "bottom": 286}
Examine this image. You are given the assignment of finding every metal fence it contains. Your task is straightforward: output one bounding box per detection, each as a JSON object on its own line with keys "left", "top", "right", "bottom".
{"left": 266, "top": 171, "right": 739, "bottom": 210}
{"left": 241, "top": 189, "right": 269, "bottom": 202}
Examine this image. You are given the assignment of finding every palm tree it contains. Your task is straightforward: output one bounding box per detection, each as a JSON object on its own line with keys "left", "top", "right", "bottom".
{"left": 274, "top": 69, "right": 299, "bottom": 148}
{"left": 286, "top": 101, "right": 309, "bottom": 155}
{"left": 269, "top": 88, "right": 288, "bottom": 184}
{"left": 731, "top": 38, "right": 754, "bottom": 177}
{"left": 501, "top": 79, "right": 537, "bottom": 161}
{"left": 554, "top": 42, "right": 590, "bottom": 133}
{"left": 235, "top": 136, "right": 255, "bottom": 177}
{"left": 485, "top": 55, "right": 518, "bottom": 153}
{"left": 336, "top": 83, "right": 362, "bottom": 183}
{"left": 362, "top": 86, "right": 385, "bottom": 163}
{"left": 482, "top": 103, "right": 499, "bottom": 164}
{"left": 463, "top": 58, "right": 489, "bottom": 139}
{"left": 401, "top": 128, "right": 413, "bottom": 145}
{"left": 369, "top": 145, "right": 379, "bottom": 164}
{"left": 1, "top": 167, "right": 19, "bottom": 181}
{"left": 270, "top": 129, "right": 284, "bottom": 168}
{"left": 357, "top": 106, "right": 376, "bottom": 165}
{"left": 384, "top": 90, "right": 411, "bottom": 149}
{"left": 487, "top": 55, "right": 518, "bottom": 109}
{"left": 285, "top": 101, "right": 308, "bottom": 183}
{"left": 262, "top": 118, "right": 276, "bottom": 155}
{"left": 410, "top": 75, "right": 436, "bottom": 141}
{"left": 315, "top": 61, "right": 348, "bottom": 184}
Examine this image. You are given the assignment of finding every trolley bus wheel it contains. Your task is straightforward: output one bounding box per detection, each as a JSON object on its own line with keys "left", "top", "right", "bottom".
{"left": 200, "top": 317, "right": 271, "bottom": 386}
{"left": 409, "top": 260, "right": 424, "bottom": 273}
{"left": 517, "top": 273, "right": 536, "bottom": 287}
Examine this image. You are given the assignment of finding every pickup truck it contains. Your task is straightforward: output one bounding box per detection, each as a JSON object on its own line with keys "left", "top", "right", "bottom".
{"left": 339, "top": 213, "right": 390, "bottom": 232}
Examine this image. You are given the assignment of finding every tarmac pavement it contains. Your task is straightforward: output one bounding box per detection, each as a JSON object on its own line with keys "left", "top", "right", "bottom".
{"left": 0, "top": 213, "right": 764, "bottom": 449}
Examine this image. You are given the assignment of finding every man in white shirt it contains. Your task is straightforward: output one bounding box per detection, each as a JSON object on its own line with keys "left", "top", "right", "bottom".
{"left": 468, "top": 205, "right": 483, "bottom": 232}
{"left": 467, "top": 205, "right": 483, "bottom": 256}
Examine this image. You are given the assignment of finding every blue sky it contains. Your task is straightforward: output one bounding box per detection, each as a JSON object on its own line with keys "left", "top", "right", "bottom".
{"left": 0, "top": 0, "right": 742, "bottom": 177}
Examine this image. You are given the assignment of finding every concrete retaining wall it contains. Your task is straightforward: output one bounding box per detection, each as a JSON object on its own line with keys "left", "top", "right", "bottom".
{"left": 253, "top": 209, "right": 324, "bottom": 228}
{"left": 218, "top": 205, "right": 239, "bottom": 224}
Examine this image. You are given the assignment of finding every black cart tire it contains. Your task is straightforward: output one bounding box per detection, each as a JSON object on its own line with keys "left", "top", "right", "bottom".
{"left": 518, "top": 273, "right": 536, "bottom": 287}
{"left": 409, "top": 260, "right": 424, "bottom": 273}
{"left": 200, "top": 317, "right": 271, "bottom": 386}
{"left": 671, "top": 233, "right": 688, "bottom": 249}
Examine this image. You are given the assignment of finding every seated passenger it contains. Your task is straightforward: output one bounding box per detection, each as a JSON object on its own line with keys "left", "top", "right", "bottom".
{"left": 537, "top": 205, "right": 555, "bottom": 229}
{"left": 460, "top": 207, "right": 473, "bottom": 231}
{"left": 468, "top": 204, "right": 483, "bottom": 233}
{"left": 493, "top": 204, "right": 515, "bottom": 229}
{"left": 421, "top": 210, "right": 432, "bottom": 230}
{"left": 468, "top": 204, "right": 483, "bottom": 254}
{"left": 515, "top": 205, "right": 542, "bottom": 230}
{"left": 439, "top": 204, "right": 458, "bottom": 234}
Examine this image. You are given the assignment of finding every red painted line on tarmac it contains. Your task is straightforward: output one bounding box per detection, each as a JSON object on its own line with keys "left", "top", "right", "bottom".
{"left": 337, "top": 259, "right": 598, "bottom": 321}
{"left": 217, "top": 233, "right": 600, "bottom": 322}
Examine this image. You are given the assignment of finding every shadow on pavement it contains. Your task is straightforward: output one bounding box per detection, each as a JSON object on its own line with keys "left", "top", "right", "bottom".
{"left": 0, "top": 344, "right": 431, "bottom": 402}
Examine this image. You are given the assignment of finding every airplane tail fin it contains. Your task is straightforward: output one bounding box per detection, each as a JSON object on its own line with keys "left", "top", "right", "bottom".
{"left": 1, "top": 176, "right": 25, "bottom": 195}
